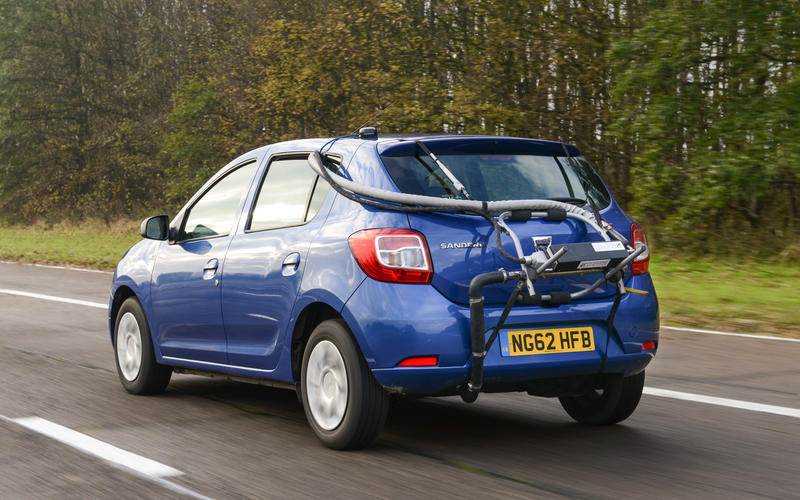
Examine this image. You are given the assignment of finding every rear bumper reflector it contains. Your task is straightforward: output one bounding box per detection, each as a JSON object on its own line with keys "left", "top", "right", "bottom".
{"left": 397, "top": 356, "right": 439, "bottom": 367}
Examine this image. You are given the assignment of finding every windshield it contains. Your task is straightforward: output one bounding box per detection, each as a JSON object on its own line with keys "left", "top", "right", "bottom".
{"left": 381, "top": 154, "right": 611, "bottom": 208}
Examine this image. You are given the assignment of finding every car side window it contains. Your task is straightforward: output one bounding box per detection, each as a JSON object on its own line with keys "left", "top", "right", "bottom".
{"left": 180, "top": 161, "right": 257, "bottom": 241}
{"left": 247, "top": 157, "right": 331, "bottom": 232}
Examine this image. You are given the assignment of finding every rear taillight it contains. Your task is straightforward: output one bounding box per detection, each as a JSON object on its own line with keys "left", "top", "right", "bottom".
{"left": 348, "top": 228, "right": 433, "bottom": 284}
{"left": 631, "top": 222, "right": 650, "bottom": 275}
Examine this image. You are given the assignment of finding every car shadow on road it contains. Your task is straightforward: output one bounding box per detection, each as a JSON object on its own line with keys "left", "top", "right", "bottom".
{"left": 166, "top": 375, "right": 710, "bottom": 497}
{"left": 383, "top": 394, "right": 670, "bottom": 454}
{"left": 167, "top": 375, "right": 686, "bottom": 464}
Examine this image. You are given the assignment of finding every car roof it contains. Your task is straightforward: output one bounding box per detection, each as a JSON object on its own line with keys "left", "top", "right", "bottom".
{"left": 260, "top": 133, "right": 581, "bottom": 158}
{"left": 375, "top": 135, "right": 581, "bottom": 157}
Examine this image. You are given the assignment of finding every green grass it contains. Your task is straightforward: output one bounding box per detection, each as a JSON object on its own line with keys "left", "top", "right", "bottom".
{"left": 0, "top": 223, "right": 797, "bottom": 336}
{"left": 0, "top": 221, "right": 140, "bottom": 270}
{"left": 649, "top": 257, "right": 800, "bottom": 337}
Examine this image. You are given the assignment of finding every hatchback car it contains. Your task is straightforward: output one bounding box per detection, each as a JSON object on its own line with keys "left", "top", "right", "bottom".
{"left": 110, "top": 133, "right": 659, "bottom": 449}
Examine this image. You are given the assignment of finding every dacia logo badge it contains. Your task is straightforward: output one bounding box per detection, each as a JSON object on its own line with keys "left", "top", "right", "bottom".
{"left": 440, "top": 241, "right": 484, "bottom": 249}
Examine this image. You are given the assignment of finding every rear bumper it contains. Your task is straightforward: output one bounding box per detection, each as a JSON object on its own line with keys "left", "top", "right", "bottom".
{"left": 372, "top": 351, "right": 654, "bottom": 395}
{"left": 341, "top": 274, "right": 659, "bottom": 396}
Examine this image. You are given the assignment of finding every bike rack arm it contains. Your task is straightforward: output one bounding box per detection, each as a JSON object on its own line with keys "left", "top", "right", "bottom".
{"left": 465, "top": 270, "right": 512, "bottom": 399}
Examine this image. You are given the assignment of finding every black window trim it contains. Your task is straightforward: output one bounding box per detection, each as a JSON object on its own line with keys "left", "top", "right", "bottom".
{"left": 243, "top": 151, "right": 341, "bottom": 235}
{"left": 174, "top": 159, "right": 259, "bottom": 244}
{"left": 552, "top": 156, "right": 576, "bottom": 198}
{"left": 557, "top": 155, "right": 612, "bottom": 211}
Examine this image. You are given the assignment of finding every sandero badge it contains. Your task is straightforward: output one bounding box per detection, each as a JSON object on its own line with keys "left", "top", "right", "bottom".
{"left": 440, "top": 241, "right": 484, "bottom": 249}
{"left": 109, "top": 130, "right": 659, "bottom": 449}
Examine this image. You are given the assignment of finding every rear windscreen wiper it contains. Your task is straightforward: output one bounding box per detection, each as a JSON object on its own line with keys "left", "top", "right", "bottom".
{"left": 548, "top": 196, "right": 587, "bottom": 206}
{"left": 413, "top": 156, "right": 461, "bottom": 198}
{"left": 415, "top": 140, "right": 472, "bottom": 200}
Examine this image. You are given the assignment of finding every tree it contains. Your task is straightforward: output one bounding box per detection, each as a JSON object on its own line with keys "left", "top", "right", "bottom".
{"left": 610, "top": 0, "right": 800, "bottom": 251}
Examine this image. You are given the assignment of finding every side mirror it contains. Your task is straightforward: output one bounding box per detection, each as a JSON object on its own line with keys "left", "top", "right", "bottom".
{"left": 140, "top": 215, "right": 169, "bottom": 240}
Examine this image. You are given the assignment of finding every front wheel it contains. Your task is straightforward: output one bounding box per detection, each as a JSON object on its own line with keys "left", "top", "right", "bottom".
{"left": 300, "top": 319, "right": 389, "bottom": 449}
{"left": 559, "top": 371, "right": 645, "bottom": 425}
{"left": 113, "top": 297, "right": 172, "bottom": 395}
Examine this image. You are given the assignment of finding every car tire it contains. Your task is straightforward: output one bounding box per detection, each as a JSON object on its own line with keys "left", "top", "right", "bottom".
{"left": 300, "top": 319, "right": 389, "bottom": 449}
{"left": 558, "top": 371, "right": 645, "bottom": 425}
{"left": 113, "top": 297, "right": 172, "bottom": 395}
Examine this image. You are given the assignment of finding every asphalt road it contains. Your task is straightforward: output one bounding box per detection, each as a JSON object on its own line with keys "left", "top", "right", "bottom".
{"left": 0, "top": 262, "right": 798, "bottom": 499}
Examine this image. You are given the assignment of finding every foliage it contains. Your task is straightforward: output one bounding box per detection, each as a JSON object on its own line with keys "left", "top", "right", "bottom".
{"left": 161, "top": 79, "right": 229, "bottom": 204}
{"left": 610, "top": 0, "right": 800, "bottom": 253}
{"left": 0, "top": 0, "right": 797, "bottom": 254}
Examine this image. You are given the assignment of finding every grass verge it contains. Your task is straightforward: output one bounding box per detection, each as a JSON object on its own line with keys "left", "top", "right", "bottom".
{"left": 649, "top": 257, "right": 799, "bottom": 338}
{"left": 0, "top": 223, "right": 797, "bottom": 337}
{"left": 0, "top": 221, "right": 139, "bottom": 270}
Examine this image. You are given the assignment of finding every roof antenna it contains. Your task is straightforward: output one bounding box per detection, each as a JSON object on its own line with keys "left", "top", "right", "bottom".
{"left": 350, "top": 101, "right": 396, "bottom": 139}
{"left": 318, "top": 101, "right": 395, "bottom": 155}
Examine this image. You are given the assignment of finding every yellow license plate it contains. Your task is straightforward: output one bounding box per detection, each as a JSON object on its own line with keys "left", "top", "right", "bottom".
{"left": 506, "top": 327, "right": 595, "bottom": 356}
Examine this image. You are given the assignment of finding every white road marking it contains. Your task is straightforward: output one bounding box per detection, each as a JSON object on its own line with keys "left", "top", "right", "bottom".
{"left": 663, "top": 325, "right": 800, "bottom": 343}
{"left": 6, "top": 416, "right": 181, "bottom": 477}
{"left": 1, "top": 415, "right": 211, "bottom": 499}
{"left": 643, "top": 387, "right": 800, "bottom": 419}
{"left": 0, "top": 288, "right": 107, "bottom": 309}
{"left": 0, "top": 260, "right": 112, "bottom": 274}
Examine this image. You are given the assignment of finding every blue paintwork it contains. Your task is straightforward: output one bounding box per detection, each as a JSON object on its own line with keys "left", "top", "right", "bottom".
{"left": 110, "top": 135, "right": 659, "bottom": 395}
{"left": 150, "top": 237, "right": 231, "bottom": 363}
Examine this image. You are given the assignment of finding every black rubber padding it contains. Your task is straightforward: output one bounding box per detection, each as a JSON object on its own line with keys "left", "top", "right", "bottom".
{"left": 517, "top": 291, "right": 572, "bottom": 307}
{"left": 548, "top": 291, "right": 572, "bottom": 304}
{"left": 544, "top": 207, "right": 568, "bottom": 221}
{"left": 509, "top": 209, "right": 532, "bottom": 221}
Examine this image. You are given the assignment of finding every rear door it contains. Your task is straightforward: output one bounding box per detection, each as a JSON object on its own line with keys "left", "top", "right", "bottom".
{"left": 151, "top": 160, "right": 258, "bottom": 363}
{"left": 381, "top": 147, "right": 623, "bottom": 305}
{"left": 221, "top": 155, "right": 332, "bottom": 370}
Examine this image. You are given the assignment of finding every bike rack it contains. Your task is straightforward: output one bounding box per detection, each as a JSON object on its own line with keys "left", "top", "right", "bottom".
{"left": 461, "top": 210, "right": 646, "bottom": 402}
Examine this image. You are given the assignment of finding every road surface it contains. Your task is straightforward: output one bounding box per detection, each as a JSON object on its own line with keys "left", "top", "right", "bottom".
{"left": 0, "top": 262, "right": 798, "bottom": 499}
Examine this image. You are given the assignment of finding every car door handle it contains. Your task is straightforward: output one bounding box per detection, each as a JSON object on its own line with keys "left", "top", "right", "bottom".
{"left": 281, "top": 252, "right": 301, "bottom": 276}
{"left": 203, "top": 258, "right": 219, "bottom": 280}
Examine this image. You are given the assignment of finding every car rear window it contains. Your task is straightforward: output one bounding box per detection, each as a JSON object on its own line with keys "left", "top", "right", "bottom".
{"left": 380, "top": 154, "right": 611, "bottom": 209}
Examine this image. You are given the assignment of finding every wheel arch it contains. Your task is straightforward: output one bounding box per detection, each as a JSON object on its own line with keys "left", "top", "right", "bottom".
{"left": 109, "top": 285, "right": 138, "bottom": 342}
{"left": 290, "top": 302, "right": 343, "bottom": 382}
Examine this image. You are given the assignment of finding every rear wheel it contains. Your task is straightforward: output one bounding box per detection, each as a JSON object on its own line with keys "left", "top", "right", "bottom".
{"left": 113, "top": 297, "right": 172, "bottom": 395}
{"left": 559, "top": 371, "right": 645, "bottom": 425}
{"left": 301, "top": 319, "right": 389, "bottom": 449}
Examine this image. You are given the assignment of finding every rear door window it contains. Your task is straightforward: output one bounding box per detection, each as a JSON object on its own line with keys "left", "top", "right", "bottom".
{"left": 247, "top": 157, "right": 331, "bottom": 232}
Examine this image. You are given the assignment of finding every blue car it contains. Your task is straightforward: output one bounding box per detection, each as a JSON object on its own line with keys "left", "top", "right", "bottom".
{"left": 110, "top": 132, "right": 658, "bottom": 449}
